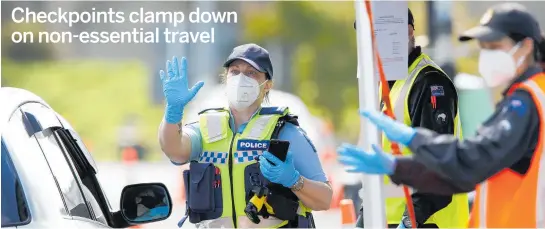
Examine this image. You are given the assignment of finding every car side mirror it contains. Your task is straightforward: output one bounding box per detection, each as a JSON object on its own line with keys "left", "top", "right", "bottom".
{"left": 120, "top": 183, "right": 172, "bottom": 224}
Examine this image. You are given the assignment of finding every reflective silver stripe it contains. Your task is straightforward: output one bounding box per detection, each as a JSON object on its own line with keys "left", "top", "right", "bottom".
{"left": 246, "top": 115, "right": 275, "bottom": 139}
{"left": 393, "top": 56, "right": 440, "bottom": 121}
{"left": 537, "top": 149, "right": 545, "bottom": 228}
{"left": 203, "top": 112, "right": 227, "bottom": 143}
{"left": 478, "top": 181, "right": 488, "bottom": 228}
{"left": 521, "top": 80, "right": 545, "bottom": 228}
{"left": 537, "top": 146, "right": 545, "bottom": 228}
{"left": 384, "top": 55, "right": 441, "bottom": 199}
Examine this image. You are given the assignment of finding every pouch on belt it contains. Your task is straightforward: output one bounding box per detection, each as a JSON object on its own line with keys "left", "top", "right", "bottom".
{"left": 189, "top": 162, "right": 216, "bottom": 212}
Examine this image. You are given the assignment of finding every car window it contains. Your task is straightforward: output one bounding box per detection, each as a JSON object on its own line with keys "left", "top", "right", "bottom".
{"left": 20, "top": 103, "right": 93, "bottom": 220}
{"left": 36, "top": 129, "right": 93, "bottom": 219}
{"left": 80, "top": 184, "right": 107, "bottom": 225}
{"left": 2, "top": 107, "right": 68, "bottom": 218}
{"left": 61, "top": 129, "right": 108, "bottom": 225}
{"left": 1, "top": 140, "right": 30, "bottom": 227}
{"left": 68, "top": 129, "right": 98, "bottom": 174}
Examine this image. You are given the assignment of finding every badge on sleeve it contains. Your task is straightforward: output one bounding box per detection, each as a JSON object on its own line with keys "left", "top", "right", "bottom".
{"left": 508, "top": 99, "right": 527, "bottom": 116}
{"left": 430, "top": 85, "right": 445, "bottom": 96}
{"left": 434, "top": 111, "right": 448, "bottom": 125}
{"left": 237, "top": 139, "right": 270, "bottom": 151}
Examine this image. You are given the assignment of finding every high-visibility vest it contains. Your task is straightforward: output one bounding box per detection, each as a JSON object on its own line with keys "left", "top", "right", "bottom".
{"left": 468, "top": 73, "right": 545, "bottom": 228}
{"left": 195, "top": 107, "right": 312, "bottom": 228}
{"left": 379, "top": 53, "right": 469, "bottom": 228}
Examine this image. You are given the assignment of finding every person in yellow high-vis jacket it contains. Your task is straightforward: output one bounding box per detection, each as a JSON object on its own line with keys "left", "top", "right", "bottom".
{"left": 353, "top": 9, "right": 468, "bottom": 229}
{"left": 158, "top": 43, "right": 333, "bottom": 228}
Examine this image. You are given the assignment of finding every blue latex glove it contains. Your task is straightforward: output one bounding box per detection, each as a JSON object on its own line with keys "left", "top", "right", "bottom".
{"left": 396, "top": 221, "right": 407, "bottom": 229}
{"left": 160, "top": 56, "right": 204, "bottom": 124}
{"left": 259, "top": 151, "right": 300, "bottom": 188}
{"left": 360, "top": 110, "right": 416, "bottom": 145}
{"left": 337, "top": 143, "right": 396, "bottom": 175}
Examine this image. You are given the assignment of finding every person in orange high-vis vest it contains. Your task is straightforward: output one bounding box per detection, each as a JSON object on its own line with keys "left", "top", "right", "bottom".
{"left": 337, "top": 3, "right": 545, "bottom": 228}
{"left": 468, "top": 72, "right": 545, "bottom": 228}
{"left": 459, "top": 4, "right": 545, "bottom": 228}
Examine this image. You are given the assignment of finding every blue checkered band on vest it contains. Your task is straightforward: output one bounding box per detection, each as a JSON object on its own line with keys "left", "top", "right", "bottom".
{"left": 199, "top": 151, "right": 228, "bottom": 164}
{"left": 234, "top": 151, "right": 261, "bottom": 163}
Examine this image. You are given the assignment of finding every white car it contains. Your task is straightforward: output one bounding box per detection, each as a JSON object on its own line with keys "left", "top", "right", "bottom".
{"left": 1, "top": 87, "right": 173, "bottom": 228}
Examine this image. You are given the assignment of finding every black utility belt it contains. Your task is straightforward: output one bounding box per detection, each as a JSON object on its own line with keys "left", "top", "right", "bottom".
{"left": 181, "top": 161, "right": 300, "bottom": 224}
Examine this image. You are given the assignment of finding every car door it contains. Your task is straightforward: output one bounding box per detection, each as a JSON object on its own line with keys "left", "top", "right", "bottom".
{"left": 2, "top": 107, "right": 72, "bottom": 228}
{"left": 1, "top": 140, "right": 31, "bottom": 228}
{"left": 19, "top": 103, "right": 109, "bottom": 228}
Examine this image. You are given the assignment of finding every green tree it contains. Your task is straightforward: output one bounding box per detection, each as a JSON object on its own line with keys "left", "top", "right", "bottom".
{"left": 243, "top": 2, "right": 360, "bottom": 141}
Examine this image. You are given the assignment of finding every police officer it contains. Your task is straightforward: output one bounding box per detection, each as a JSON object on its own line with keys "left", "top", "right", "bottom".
{"left": 158, "top": 43, "right": 332, "bottom": 228}
{"left": 339, "top": 3, "right": 544, "bottom": 228}
{"left": 353, "top": 8, "right": 468, "bottom": 229}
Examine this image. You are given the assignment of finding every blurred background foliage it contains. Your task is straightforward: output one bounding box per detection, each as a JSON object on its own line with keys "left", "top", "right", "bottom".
{"left": 241, "top": 1, "right": 483, "bottom": 143}
{"left": 2, "top": 60, "right": 165, "bottom": 161}
{"left": 2, "top": 1, "right": 492, "bottom": 160}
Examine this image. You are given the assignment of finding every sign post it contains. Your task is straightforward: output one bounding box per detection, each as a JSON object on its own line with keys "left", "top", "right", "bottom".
{"left": 354, "top": 1, "right": 387, "bottom": 228}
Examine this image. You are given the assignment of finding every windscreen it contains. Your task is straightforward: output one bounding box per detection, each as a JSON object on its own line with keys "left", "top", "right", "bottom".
{"left": 1, "top": 140, "right": 30, "bottom": 227}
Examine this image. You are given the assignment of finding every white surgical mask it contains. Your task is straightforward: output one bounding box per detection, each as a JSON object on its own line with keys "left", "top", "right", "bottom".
{"left": 478, "top": 43, "right": 525, "bottom": 88}
{"left": 226, "top": 73, "right": 267, "bottom": 110}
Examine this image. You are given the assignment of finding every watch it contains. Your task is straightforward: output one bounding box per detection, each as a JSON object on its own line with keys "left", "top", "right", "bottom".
{"left": 401, "top": 215, "right": 417, "bottom": 228}
{"left": 290, "top": 175, "right": 304, "bottom": 191}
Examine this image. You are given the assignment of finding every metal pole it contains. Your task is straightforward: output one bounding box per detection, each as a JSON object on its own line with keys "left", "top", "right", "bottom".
{"left": 354, "top": 1, "right": 387, "bottom": 228}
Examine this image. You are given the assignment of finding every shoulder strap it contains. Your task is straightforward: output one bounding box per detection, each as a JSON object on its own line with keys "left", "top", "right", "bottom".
{"left": 271, "top": 113, "right": 299, "bottom": 140}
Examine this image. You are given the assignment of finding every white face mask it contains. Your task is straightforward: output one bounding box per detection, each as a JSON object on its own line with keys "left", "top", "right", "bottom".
{"left": 478, "top": 43, "right": 525, "bottom": 88}
{"left": 226, "top": 73, "right": 267, "bottom": 110}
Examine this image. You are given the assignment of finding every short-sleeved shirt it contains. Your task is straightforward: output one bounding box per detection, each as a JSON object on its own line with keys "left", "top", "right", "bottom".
{"left": 174, "top": 109, "right": 328, "bottom": 183}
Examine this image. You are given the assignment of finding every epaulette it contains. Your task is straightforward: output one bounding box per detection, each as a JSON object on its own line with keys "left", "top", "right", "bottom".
{"left": 198, "top": 107, "right": 227, "bottom": 115}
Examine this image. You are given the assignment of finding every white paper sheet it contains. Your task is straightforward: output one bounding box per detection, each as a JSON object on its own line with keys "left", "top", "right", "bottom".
{"left": 370, "top": 1, "right": 408, "bottom": 81}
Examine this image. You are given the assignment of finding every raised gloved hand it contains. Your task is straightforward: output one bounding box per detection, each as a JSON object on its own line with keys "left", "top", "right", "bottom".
{"left": 360, "top": 110, "right": 416, "bottom": 145}
{"left": 259, "top": 151, "right": 300, "bottom": 188}
{"left": 160, "top": 56, "right": 204, "bottom": 124}
{"left": 337, "top": 143, "right": 396, "bottom": 175}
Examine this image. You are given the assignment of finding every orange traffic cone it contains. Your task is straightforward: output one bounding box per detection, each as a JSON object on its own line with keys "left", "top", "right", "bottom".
{"left": 340, "top": 199, "right": 356, "bottom": 228}
{"left": 122, "top": 147, "right": 139, "bottom": 165}
{"left": 123, "top": 147, "right": 140, "bottom": 228}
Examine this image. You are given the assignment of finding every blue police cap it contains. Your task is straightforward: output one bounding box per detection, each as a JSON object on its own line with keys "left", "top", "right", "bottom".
{"left": 223, "top": 43, "right": 273, "bottom": 79}
{"left": 459, "top": 3, "right": 541, "bottom": 42}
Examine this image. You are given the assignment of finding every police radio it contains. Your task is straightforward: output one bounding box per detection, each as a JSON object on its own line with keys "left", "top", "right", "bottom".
{"left": 267, "top": 140, "right": 290, "bottom": 164}
{"left": 245, "top": 139, "right": 291, "bottom": 224}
